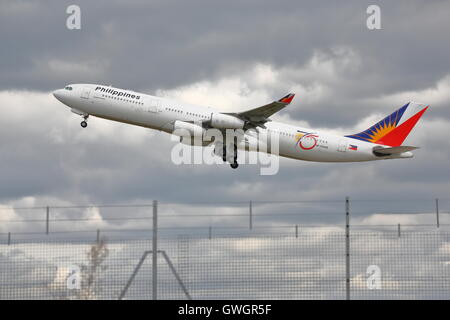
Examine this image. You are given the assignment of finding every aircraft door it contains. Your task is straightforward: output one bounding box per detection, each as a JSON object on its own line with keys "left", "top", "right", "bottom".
{"left": 81, "top": 87, "right": 91, "bottom": 99}
{"left": 147, "top": 99, "right": 164, "bottom": 113}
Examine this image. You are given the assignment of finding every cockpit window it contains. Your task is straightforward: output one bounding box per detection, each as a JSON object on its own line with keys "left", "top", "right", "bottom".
{"left": 64, "top": 86, "right": 73, "bottom": 91}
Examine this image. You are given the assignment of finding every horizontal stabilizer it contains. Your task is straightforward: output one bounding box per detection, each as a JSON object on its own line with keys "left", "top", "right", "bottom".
{"left": 373, "top": 145, "right": 418, "bottom": 155}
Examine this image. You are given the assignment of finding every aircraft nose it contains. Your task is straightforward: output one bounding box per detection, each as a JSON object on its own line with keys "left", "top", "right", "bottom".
{"left": 53, "top": 89, "right": 64, "bottom": 101}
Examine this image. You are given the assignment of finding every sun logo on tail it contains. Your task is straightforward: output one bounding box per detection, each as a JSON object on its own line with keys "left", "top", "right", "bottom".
{"left": 346, "top": 102, "right": 429, "bottom": 147}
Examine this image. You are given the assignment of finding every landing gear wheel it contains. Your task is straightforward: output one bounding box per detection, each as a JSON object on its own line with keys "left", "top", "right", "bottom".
{"left": 222, "top": 143, "right": 227, "bottom": 162}
{"left": 80, "top": 121, "right": 88, "bottom": 128}
{"left": 230, "top": 162, "right": 239, "bottom": 169}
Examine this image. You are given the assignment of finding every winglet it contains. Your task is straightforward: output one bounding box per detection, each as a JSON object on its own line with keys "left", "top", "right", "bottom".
{"left": 278, "top": 93, "right": 295, "bottom": 104}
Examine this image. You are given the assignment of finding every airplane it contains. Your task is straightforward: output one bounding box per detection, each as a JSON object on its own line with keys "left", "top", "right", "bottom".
{"left": 53, "top": 84, "right": 429, "bottom": 169}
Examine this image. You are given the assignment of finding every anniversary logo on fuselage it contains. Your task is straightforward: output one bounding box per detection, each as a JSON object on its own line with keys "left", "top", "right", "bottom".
{"left": 295, "top": 130, "right": 318, "bottom": 151}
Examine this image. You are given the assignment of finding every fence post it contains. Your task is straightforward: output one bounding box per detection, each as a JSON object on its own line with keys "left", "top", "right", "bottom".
{"left": 152, "top": 200, "right": 158, "bottom": 300}
{"left": 208, "top": 226, "right": 212, "bottom": 240}
{"left": 345, "top": 197, "right": 350, "bottom": 300}
{"left": 295, "top": 225, "right": 298, "bottom": 238}
{"left": 398, "top": 224, "right": 401, "bottom": 238}
{"left": 46, "top": 206, "right": 50, "bottom": 235}
{"left": 249, "top": 200, "right": 253, "bottom": 230}
{"left": 7, "top": 232, "right": 11, "bottom": 246}
{"left": 96, "top": 229, "right": 100, "bottom": 244}
{"left": 436, "top": 198, "right": 440, "bottom": 229}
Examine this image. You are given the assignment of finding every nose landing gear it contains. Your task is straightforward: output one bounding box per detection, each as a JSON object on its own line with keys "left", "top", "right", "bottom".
{"left": 80, "top": 115, "right": 89, "bottom": 128}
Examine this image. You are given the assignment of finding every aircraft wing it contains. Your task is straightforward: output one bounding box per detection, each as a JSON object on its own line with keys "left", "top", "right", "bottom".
{"left": 373, "top": 145, "right": 419, "bottom": 155}
{"left": 225, "top": 93, "right": 295, "bottom": 128}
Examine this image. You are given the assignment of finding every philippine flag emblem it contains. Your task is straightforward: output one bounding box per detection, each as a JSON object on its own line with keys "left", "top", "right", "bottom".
{"left": 349, "top": 144, "right": 358, "bottom": 151}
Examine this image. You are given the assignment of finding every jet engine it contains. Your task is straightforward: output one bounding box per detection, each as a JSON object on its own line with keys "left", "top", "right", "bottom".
{"left": 173, "top": 120, "right": 213, "bottom": 146}
{"left": 173, "top": 120, "right": 206, "bottom": 137}
{"left": 210, "top": 113, "right": 245, "bottom": 129}
{"left": 179, "top": 136, "right": 211, "bottom": 146}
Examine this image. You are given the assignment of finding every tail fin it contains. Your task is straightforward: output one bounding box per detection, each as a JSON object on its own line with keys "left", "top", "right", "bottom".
{"left": 346, "top": 102, "right": 429, "bottom": 147}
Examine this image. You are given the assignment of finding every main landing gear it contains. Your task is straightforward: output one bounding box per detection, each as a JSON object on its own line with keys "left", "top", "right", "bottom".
{"left": 222, "top": 142, "right": 239, "bottom": 169}
{"left": 230, "top": 162, "right": 239, "bottom": 169}
{"left": 80, "top": 115, "right": 89, "bottom": 128}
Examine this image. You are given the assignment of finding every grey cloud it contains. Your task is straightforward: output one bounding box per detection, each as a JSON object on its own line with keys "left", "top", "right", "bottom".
{"left": 1, "top": 0, "right": 450, "bottom": 231}
{"left": 1, "top": 0, "right": 450, "bottom": 95}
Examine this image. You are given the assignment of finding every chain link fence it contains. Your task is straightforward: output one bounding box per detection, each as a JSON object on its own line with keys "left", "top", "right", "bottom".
{"left": 1, "top": 228, "right": 449, "bottom": 299}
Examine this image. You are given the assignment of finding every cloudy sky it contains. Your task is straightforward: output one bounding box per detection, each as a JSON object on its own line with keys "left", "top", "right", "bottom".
{"left": 1, "top": 0, "right": 450, "bottom": 233}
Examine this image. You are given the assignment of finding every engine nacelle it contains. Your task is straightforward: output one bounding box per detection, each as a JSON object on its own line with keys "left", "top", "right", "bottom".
{"left": 210, "top": 113, "right": 245, "bottom": 129}
{"left": 173, "top": 120, "right": 206, "bottom": 137}
{"left": 173, "top": 121, "right": 213, "bottom": 145}
{"left": 179, "top": 136, "right": 211, "bottom": 147}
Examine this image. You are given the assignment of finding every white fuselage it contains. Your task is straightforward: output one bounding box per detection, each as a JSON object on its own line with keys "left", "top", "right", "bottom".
{"left": 53, "top": 84, "right": 413, "bottom": 163}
